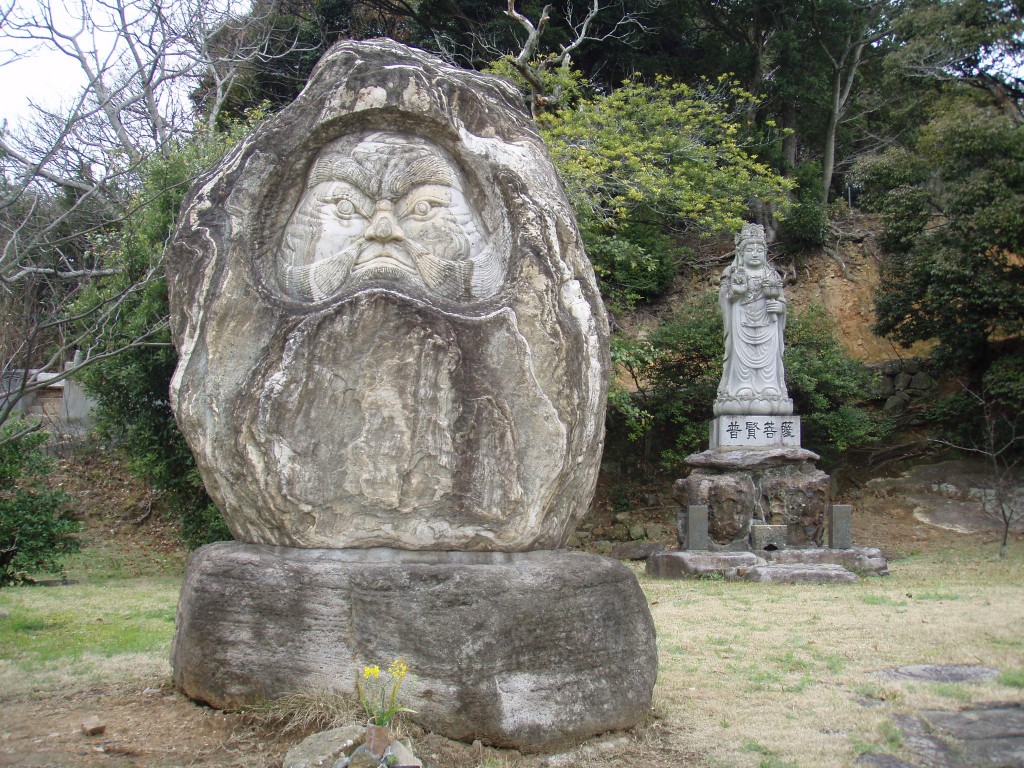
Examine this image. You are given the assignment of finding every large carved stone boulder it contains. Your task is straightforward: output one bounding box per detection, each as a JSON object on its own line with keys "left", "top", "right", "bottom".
{"left": 167, "top": 40, "right": 608, "bottom": 551}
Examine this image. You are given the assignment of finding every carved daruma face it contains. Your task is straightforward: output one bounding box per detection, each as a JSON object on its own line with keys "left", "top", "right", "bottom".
{"left": 277, "top": 131, "right": 502, "bottom": 303}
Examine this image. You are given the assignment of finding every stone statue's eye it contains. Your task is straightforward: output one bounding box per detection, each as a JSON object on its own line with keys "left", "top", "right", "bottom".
{"left": 413, "top": 200, "right": 432, "bottom": 217}
{"left": 336, "top": 199, "right": 356, "bottom": 217}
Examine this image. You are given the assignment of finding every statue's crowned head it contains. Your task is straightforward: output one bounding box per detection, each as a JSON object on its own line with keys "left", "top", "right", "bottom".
{"left": 734, "top": 222, "right": 767, "bottom": 270}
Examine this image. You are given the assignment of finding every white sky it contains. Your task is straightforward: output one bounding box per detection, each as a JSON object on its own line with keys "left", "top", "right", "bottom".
{"left": 1, "top": 43, "right": 87, "bottom": 126}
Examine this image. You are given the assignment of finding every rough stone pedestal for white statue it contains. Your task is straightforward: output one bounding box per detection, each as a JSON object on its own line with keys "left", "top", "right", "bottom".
{"left": 166, "top": 40, "right": 656, "bottom": 751}
{"left": 677, "top": 447, "right": 829, "bottom": 550}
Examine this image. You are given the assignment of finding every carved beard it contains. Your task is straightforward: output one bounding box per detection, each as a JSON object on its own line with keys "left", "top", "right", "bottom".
{"left": 280, "top": 225, "right": 476, "bottom": 302}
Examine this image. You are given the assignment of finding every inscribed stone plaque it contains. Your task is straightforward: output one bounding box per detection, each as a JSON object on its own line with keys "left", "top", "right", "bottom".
{"left": 710, "top": 415, "right": 801, "bottom": 449}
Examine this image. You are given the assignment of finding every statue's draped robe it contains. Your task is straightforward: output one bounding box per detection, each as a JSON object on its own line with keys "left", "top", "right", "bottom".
{"left": 716, "top": 266, "right": 790, "bottom": 415}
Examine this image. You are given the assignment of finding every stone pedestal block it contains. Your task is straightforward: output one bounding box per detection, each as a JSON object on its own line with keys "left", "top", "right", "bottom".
{"left": 743, "top": 563, "right": 858, "bottom": 584}
{"left": 764, "top": 547, "right": 888, "bottom": 575}
{"left": 710, "top": 415, "right": 801, "bottom": 449}
{"left": 679, "top": 456, "right": 829, "bottom": 549}
{"left": 172, "top": 543, "right": 657, "bottom": 752}
{"left": 646, "top": 550, "right": 765, "bottom": 579}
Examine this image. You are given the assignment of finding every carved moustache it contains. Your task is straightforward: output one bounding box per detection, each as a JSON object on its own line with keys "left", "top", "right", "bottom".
{"left": 280, "top": 236, "right": 474, "bottom": 302}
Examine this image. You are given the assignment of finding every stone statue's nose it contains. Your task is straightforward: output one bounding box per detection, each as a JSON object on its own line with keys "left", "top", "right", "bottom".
{"left": 364, "top": 201, "right": 404, "bottom": 243}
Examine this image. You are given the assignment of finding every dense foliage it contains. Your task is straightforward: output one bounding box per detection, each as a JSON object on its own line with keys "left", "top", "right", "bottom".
{"left": 538, "top": 76, "right": 792, "bottom": 308}
{"left": 857, "top": 98, "right": 1024, "bottom": 370}
{"left": 0, "top": 422, "right": 77, "bottom": 585}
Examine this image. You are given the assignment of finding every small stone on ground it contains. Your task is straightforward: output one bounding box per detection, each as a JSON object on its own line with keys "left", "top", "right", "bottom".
{"left": 609, "top": 541, "right": 665, "bottom": 560}
{"left": 80, "top": 716, "right": 105, "bottom": 736}
{"left": 284, "top": 725, "right": 364, "bottom": 768}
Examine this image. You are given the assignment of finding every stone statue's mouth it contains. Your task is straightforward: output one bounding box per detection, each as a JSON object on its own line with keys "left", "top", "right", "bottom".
{"left": 352, "top": 250, "right": 418, "bottom": 275}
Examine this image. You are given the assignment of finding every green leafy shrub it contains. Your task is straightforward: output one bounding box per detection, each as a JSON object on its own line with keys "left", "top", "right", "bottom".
{"left": 0, "top": 423, "right": 78, "bottom": 584}
{"left": 784, "top": 305, "right": 885, "bottom": 458}
{"left": 537, "top": 74, "right": 791, "bottom": 310}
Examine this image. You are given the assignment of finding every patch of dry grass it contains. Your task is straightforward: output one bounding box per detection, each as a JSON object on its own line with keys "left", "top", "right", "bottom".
{"left": 243, "top": 689, "right": 363, "bottom": 734}
{"left": 634, "top": 541, "right": 1024, "bottom": 767}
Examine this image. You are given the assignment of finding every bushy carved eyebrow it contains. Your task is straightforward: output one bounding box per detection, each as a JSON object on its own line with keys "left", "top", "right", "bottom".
{"left": 307, "top": 146, "right": 457, "bottom": 200}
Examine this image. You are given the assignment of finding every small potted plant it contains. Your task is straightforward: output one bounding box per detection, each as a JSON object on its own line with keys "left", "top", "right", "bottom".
{"left": 356, "top": 659, "right": 415, "bottom": 758}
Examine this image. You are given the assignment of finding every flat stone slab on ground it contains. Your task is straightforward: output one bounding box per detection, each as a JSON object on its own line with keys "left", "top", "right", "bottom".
{"left": 763, "top": 547, "right": 889, "bottom": 575}
{"left": 868, "top": 705, "right": 1024, "bottom": 768}
{"left": 646, "top": 550, "right": 765, "bottom": 579}
{"left": 173, "top": 542, "right": 657, "bottom": 752}
{"left": 878, "top": 664, "right": 1000, "bottom": 683}
{"left": 742, "top": 563, "right": 858, "bottom": 584}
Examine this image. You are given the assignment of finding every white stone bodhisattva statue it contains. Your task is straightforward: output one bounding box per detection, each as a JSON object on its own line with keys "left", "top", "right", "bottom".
{"left": 713, "top": 223, "right": 794, "bottom": 416}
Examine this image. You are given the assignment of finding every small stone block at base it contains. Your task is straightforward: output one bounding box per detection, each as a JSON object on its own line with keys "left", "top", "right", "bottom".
{"left": 646, "top": 550, "right": 765, "bottom": 579}
{"left": 686, "top": 504, "right": 709, "bottom": 550}
{"left": 750, "top": 524, "right": 788, "bottom": 551}
{"left": 829, "top": 504, "right": 853, "bottom": 549}
{"left": 743, "top": 563, "right": 858, "bottom": 584}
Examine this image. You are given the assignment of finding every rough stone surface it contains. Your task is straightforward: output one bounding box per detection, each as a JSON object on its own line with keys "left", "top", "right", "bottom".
{"left": 759, "top": 468, "right": 830, "bottom": 545}
{"left": 80, "top": 716, "right": 105, "bottom": 736}
{"left": 646, "top": 550, "right": 765, "bottom": 579}
{"left": 609, "top": 541, "right": 665, "bottom": 560}
{"left": 934, "top": 717, "right": 1024, "bottom": 768}
{"left": 683, "top": 447, "right": 820, "bottom": 471}
{"left": 764, "top": 547, "right": 889, "bottom": 575}
{"left": 166, "top": 40, "right": 608, "bottom": 551}
{"left": 172, "top": 543, "right": 657, "bottom": 751}
{"left": 878, "top": 664, "right": 1000, "bottom": 683}
{"left": 870, "top": 705, "right": 1024, "bottom": 768}
{"left": 680, "top": 463, "right": 828, "bottom": 548}
{"left": 742, "top": 563, "right": 858, "bottom": 584}
{"left": 892, "top": 714, "right": 962, "bottom": 768}
{"left": 684, "top": 472, "right": 755, "bottom": 544}
{"left": 284, "top": 725, "right": 364, "bottom": 768}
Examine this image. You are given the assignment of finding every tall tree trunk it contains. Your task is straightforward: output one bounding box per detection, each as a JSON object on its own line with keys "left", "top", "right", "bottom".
{"left": 781, "top": 98, "right": 797, "bottom": 174}
{"left": 820, "top": 37, "right": 866, "bottom": 210}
